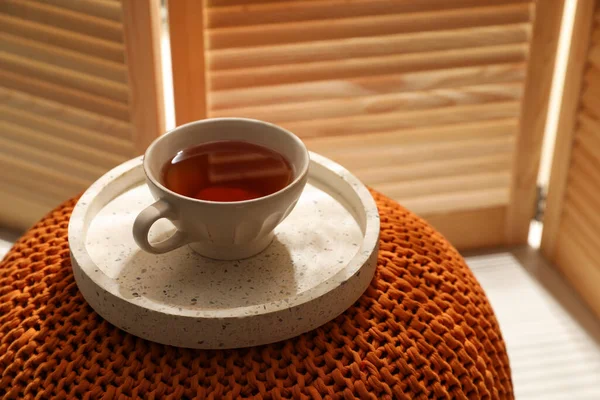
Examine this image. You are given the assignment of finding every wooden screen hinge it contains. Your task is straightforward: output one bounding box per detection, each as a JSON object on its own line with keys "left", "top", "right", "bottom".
{"left": 534, "top": 184, "right": 546, "bottom": 222}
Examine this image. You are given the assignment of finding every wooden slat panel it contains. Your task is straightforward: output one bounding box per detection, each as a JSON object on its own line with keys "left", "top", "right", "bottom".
{"left": 0, "top": 118, "right": 126, "bottom": 169}
{"left": 208, "top": 3, "right": 532, "bottom": 49}
{"left": 208, "top": 0, "right": 340, "bottom": 7}
{"left": 171, "top": 0, "right": 539, "bottom": 250}
{"left": 0, "top": 0, "right": 123, "bottom": 42}
{"left": 561, "top": 206, "right": 600, "bottom": 266}
{"left": 0, "top": 51, "right": 129, "bottom": 102}
{"left": 400, "top": 187, "right": 509, "bottom": 215}
{"left": 568, "top": 145, "right": 600, "bottom": 195}
{"left": 211, "top": 63, "right": 526, "bottom": 110}
{"left": 542, "top": 0, "right": 600, "bottom": 258}
{"left": 589, "top": 44, "right": 600, "bottom": 68}
{"left": 377, "top": 171, "right": 511, "bottom": 200}
{"left": 555, "top": 227, "right": 600, "bottom": 318}
{"left": 0, "top": 191, "right": 55, "bottom": 231}
{"left": 306, "top": 118, "right": 517, "bottom": 152}
{"left": 541, "top": 1, "right": 600, "bottom": 317}
{"left": 212, "top": 83, "right": 523, "bottom": 123}
{"left": 311, "top": 135, "right": 515, "bottom": 171}
{"left": 169, "top": 0, "right": 207, "bottom": 125}
{"left": 283, "top": 101, "right": 520, "bottom": 138}
{"left": 122, "top": 0, "right": 165, "bottom": 152}
{"left": 0, "top": 171, "right": 67, "bottom": 205}
{"left": 0, "top": 69, "right": 130, "bottom": 121}
{"left": 31, "top": 0, "right": 122, "bottom": 21}
{"left": 0, "top": 0, "right": 164, "bottom": 231}
{"left": 424, "top": 206, "right": 507, "bottom": 250}
{"left": 564, "top": 170, "right": 600, "bottom": 237}
{"left": 581, "top": 89, "right": 600, "bottom": 121}
{"left": 207, "top": 0, "right": 531, "bottom": 29}
{"left": 581, "top": 66, "right": 600, "bottom": 120}
{"left": 506, "top": 0, "right": 565, "bottom": 244}
{"left": 0, "top": 87, "right": 131, "bottom": 140}
{"left": 0, "top": 104, "right": 133, "bottom": 157}
{"left": 0, "top": 153, "right": 88, "bottom": 194}
{"left": 584, "top": 64, "right": 600, "bottom": 93}
{"left": 0, "top": 32, "right": 127, "bottom": 82}
{"left": 210, "top": 24, "right": 530, "bottom": 70}
{"left": 592, "top": 25, "right": 600, "bottom": 44}
{"left": 593, "top": 29, "right": 600, "bottom": 47}
{"left": 211, "top": 43, "right": 528, "bottom": 90}
{"left": 355, "top": 153, "right": 512, "bottom": 186}
{"left": 0, "top": 14, "right": 124, "bottom": 62}
{"left": 575, "top": 114, "right": 600, "bottom": 155}
{"left": 0, "top": 125, "right": 106, "bottom": 181}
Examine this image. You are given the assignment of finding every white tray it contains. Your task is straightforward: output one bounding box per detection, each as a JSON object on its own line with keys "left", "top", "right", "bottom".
{"left": 69, "top": 152, "right": 379, "bottom": 349}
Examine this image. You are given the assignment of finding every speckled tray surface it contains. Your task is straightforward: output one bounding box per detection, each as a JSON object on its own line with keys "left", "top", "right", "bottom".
{"left": 69, "top": 152, "right": 379, "bottom": 349}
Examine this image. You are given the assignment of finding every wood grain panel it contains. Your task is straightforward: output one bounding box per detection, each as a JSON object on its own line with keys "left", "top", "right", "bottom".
{"left": 0, "top": 128, "right": 105, "bottom": 181}
{"left": 169, "top": 0, "right": 207, "bottom": 125}
{"left": 425, "top": 207, "right": 507, "bottom": 250}
{"left": 211, "top": 63, "right": 526, "bottom": 110}
{"left": 122, "top": 0, "right": 165, "bottom": 152}
{"left": 377, "top": 171, "right": 511, "bottom": 200}
{"left": 0, "top": 14, "right": 124, "bottom": 62}
{"left": 211, "top": 44, "right": 528, "bottom": 90}
{"left": 0, "top": 0, "right": 164, "bottom": 230}
{"left": 284, "top": 101, "right": 520, "bottom": 138}
{"left": 0, "top": 0, "right": 123, "bottom": 42}
{"left": 0, "top": 32, "right": 127, "bottom": 82}
{"left": 0, "top": 52, "right": 129, "bottom": 102}
{"left": 207, "top": 0, "right": 530, "bottom": 29}
{"left": 401, "top": 188, "right": 510, "bottom": 216}
{"left": 0, "top": 69, "right": 130, "bottom": 121}
{"left": 210, "top": 24, "right": 530, "bottom": 70}
{"left": 311, "top": 135, "right": 515, "bottom": 171}
{"left": 306, "top": 118, "right": 517, "bottom": 151}
{"left": 31, "top": 0, "right": 123, "bottom": 21}
{"left": 0, "top": 103, "right": 134, "bottom": 158}
{"left": 1, "top": 119, "right": 126, "bottom": 169}
{"left": 541, "top": 0, "right": 600, "bottom": 318}
{"left": 354, "top": 153, "right": 512, "bottom": 185}
{"left": 0, "top": 87, "right": 132, "bottom": 139}
{"left": 208, "top": 3, "right": 532, "bottom": 50}
{"left": 170, "top": 0, "right": 540, "bottom": 250}
{"left": 0, "top": 191, "right": 56, "bottom": 231}
{"left": 506, "top": 0, "right": 565, "bottom": 243}
{"left": 212, "top": 83, "right": 523, "bottom": 123}
{"left": 555, "top": 227, "right": 600, "bottom": 318}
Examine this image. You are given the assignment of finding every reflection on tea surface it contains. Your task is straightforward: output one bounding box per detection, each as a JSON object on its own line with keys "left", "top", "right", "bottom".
{"left": 163, "top": 141, "right": 293, "bottom": 202}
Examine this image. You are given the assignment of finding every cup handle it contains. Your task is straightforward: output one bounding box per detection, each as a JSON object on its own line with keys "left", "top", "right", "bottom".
{"left": 133, "top": 199, "right": 189, "bottom": 254}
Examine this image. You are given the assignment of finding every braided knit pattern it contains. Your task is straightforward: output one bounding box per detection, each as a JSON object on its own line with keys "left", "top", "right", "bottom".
{"left": 0, "top": 192, "right": 513, "bottom": 399}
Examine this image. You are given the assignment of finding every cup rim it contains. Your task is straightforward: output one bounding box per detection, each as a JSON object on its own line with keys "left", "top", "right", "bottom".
{"left": 143, "top": 118, "right": 310, "bottom": 205}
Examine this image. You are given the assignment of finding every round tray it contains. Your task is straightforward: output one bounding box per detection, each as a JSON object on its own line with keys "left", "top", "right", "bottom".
{"left": 69, "top": 152, "right": 379, "bottom": 349}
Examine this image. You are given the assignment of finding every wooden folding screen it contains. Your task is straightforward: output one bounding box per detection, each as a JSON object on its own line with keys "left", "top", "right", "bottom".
{"left": 170, "top": 0, "right": 563, "bottom": 250}
{"left": 0, "top": 0, "right": 164, "bottom": 230}
{"left": 541, "top": 0, "right": 600, "bottom": 317}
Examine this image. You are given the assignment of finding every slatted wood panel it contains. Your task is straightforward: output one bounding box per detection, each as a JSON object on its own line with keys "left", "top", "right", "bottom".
{"left": 541, "top": 0, "right": 600, "bottom": 318}
{"left": 0, "top": 0, "right": 164, "bottom": 230}
{"left": 170, "top": 0, "right": 562, "bottom": 250}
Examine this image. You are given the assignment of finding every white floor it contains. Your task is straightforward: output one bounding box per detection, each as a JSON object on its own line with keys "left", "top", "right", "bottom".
{"left": 0, "top": 229, "right": 18, "bottom": 259}
{"left": 467, "top": 249, "right": 600, "bottom": 399}
{"left": 1, "top": 233, "right": 600, "bottom": 399}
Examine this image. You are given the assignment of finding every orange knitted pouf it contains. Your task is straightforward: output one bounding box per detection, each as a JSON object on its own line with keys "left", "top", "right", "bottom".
{"left": 0, "top": 192, "right": 512, "bottom": 399}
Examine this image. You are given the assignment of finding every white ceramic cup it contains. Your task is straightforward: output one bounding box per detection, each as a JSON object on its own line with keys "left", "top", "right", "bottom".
{"left": 132, "top": 118, "right": 310, "bottom": 260}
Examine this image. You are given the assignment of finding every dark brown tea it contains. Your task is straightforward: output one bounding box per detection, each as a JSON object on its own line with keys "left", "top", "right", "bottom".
{"left": 162, "top": 141, "right": 293, "bottom": 202}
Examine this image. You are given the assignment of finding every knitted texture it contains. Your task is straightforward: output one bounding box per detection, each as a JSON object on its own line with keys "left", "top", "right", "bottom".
{"left": 0, "top": 192, "right": 513, "bottom": 399}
